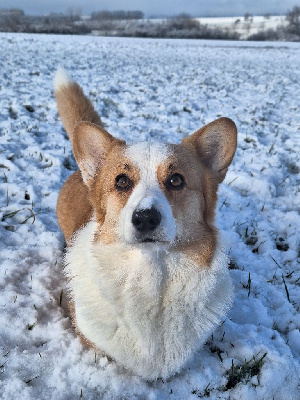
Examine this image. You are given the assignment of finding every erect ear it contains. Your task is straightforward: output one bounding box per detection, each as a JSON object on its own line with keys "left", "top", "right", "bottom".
{"left": 72, "top": 122, "right": 125, "bottom": 186}
{"left": 181, "top": 117, "right": 237, "bottom": 183}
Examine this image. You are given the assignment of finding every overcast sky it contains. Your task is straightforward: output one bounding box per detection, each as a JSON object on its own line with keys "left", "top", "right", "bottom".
{"left": 0, "top": 0, "right": 298, "bottom": 17}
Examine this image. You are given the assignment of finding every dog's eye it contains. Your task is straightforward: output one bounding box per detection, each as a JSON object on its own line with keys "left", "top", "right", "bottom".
{"left": 115, "top": 174, "right": 133, "bottom": 191}
{"left": 165, "top": 173, "right": 185, "bottom": 190}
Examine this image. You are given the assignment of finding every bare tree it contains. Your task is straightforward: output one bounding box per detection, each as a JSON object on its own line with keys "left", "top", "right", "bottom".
{"left": 244, "top": 13, "right": 253, "bottom": 22}
{"left": 286, "top": 6, "right": 300, "bottom": 34}
{"left": 67, "top": 7, "right": 82, "bottom": 22}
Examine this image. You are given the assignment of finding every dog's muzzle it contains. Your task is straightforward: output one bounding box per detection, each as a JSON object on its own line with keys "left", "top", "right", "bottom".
{"left": 120, "top": 186, "right": 176, "bottom": 245}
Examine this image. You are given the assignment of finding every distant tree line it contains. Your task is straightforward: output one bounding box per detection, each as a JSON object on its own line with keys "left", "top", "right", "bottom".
{"left": 0, "top": 8, "right": 24, "bottom": 16}
{"left": 0, "top": 6, "right": 299, "bottom": 41}
{"left": 113, "top": 14, "right": 240, "bottom": 40}
{"left": 91, "top": 10, "right": 144, "bottom": 20}
{"left": 248, "top": 6, "right": 300, "bottom": 40}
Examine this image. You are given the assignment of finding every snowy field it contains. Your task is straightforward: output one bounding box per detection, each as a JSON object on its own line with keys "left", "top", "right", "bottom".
{"left": 0, "top": 33, "right": 299, "bottom": 399}
{"left": 195, "top": 15, "right": 287, "bottom": 39}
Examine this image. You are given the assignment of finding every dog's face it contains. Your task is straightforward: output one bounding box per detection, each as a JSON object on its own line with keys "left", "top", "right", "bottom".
{"left": 72, "top": 118, "right": 237, "bottom": 252}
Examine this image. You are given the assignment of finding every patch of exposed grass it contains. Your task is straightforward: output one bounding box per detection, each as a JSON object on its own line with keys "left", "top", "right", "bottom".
{"left": 192, "top": 383, "right": 211, "bottom": 397}
{"left": 225, "top": 352, "right": 267, "bottom": 390}
{"left": 1, "top": 207, "right": 41, "bottom": 224}
{"left": 28, "top": 322, "right": 36, "bottom": 331}
{"left": 282, "top": 274, "right": 291, "bottom": 303}
{"left": 210, "top": 345, "right": 224, "bottom": 362}
{"left": 59, "top": 289, "right": 63, "bottom": 306}
{"left": 25, "top": 375, "right": 39, "bottom": 384}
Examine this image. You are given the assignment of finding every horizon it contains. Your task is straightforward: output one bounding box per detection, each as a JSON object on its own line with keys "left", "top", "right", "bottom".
{"left": 0, "top": 8, "right": 290, "bottom": 19}
{"left": 0, "top": 0, "right": 298, "bottom": 18}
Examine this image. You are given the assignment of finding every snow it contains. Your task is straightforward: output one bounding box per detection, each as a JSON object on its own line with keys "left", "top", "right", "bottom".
{"left": 143, "top": 15, "right": 287, "bottom": 40}
{"left": 0, "top": 33, "right": 300, "bottom": 399}
{"left": 195, "top": 15, "right": 288, "bottom": 39}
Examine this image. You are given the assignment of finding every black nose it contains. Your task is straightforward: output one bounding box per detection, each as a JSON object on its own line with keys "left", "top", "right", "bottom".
{"left": 132, "top": 207, "right": 162, "bottom": 233}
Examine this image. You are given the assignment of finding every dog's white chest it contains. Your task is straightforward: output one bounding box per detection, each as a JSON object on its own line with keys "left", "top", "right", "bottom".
{"left": 65, "top": 221, "right": 233, "bottom": 380}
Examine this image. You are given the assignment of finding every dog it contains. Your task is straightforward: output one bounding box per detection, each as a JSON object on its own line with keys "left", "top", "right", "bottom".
{"left": 54, "top": 67, "right": 237, "bottom": 380}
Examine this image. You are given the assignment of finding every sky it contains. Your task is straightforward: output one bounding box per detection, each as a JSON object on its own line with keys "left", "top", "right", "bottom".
{"left": 0, "top": 0, "right": 298, "bottom": 17}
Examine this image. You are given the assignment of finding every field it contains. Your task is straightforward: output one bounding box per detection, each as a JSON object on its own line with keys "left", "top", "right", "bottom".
{"left": 0, "top": 33, "right": 299, "bottom": 399}
{"left": 195, "top": 15, "right": 287, "bottom": 39}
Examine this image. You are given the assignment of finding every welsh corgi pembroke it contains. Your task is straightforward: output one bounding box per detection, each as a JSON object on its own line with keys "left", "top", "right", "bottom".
{"left": 54, "top": 67, "right": 237, "bottom": 380}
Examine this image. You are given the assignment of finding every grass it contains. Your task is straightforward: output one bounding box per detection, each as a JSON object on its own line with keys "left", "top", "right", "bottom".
{"left": 2, "top": 171, "right": 8, "bottom": 183}
{"left": 252, "top": 240, "right": 266, "bottom": 254}
{"left": 59, "top": 289, "right": 63, "bottom": 307}
{"left": 282, "top": 274, "right": 291, "bottom": 303}
{"left": 219, "top": 197, "right": 228, "bottom": 210}
{"left": 247, "top": 272, "right": 251, "bottom": 297}
{"left": 269, "top": 255, "right": 292, "bottom": 303}
{"left": 192, "top": 383, "right": 211, "bottom": 398}
{"left": 269, "top": 254, "right": 281, "bottom": 270}
{"left": 25, "top": 375, "right": 39, "bottom": 384}
{"left": 241, "top": 272, "right": 252, "bottom": 296}
{"left": 210, "top": 345, "right": 224, "bottom": 362}
{"left": 244, "top": 227, "right": 258, "bottom": 246}
{"left": 225, "top": 352, "right": 267, "bottom": 390}
{"left": 191, "top": 351, "right": 268, "bottom": 396}
{"left": 28, "top": 322, "right": 36, "bottom": 331}
{"left": 1, "top": 207, "right": 41, "bottom": 224}
{"left": 227, "top": 176, "right": 238, "bottom": 186}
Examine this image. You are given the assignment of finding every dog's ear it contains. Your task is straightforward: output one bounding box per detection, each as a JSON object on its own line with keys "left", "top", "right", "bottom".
{"left": 182, "top": 117, "right": 237, "bottom": 183}
{"left": 72, "top": 122, "right": 124, "bottom": 186}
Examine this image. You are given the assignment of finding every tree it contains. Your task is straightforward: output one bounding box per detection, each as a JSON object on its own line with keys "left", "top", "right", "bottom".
{"left": 286, "top": 6, "right": 300, "bottom": 34}
{"left": 67, "top": 7, "right": 82, "bottom": 22}
{"left": 244, "top": 13, "right": 253, "bottom": 22}
{"left": 169, "top": 13, "right": 200, "bottom": 31}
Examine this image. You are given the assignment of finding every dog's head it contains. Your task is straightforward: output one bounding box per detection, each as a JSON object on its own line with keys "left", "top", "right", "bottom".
{"left": 72, "top": 118, "right": 237, "bottom": 253}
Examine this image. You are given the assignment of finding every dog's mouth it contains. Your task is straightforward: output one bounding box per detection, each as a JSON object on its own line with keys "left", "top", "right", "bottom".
{"left": 136, "top": 237, "right": 171, "bottom": 246}
{"left": 142, "top": 238, "right": 156, "bottom": 243}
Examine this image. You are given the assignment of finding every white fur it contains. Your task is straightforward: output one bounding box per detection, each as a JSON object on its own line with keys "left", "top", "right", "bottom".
{"left": 79, "top": 159, "right": 97, "bottom": 186}
{"left": 65, "top": 220, "right": 233, "bottom": 380}
{"left": 119, "top": 142, "right": 176, "bottom": 244}
{"left": 54, "top": 66, "right": 72, "bottom": 91}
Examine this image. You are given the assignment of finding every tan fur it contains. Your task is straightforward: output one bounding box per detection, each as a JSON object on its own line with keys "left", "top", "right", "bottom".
{"left": 55, "top": 72, "right": 237, "bottom": 252}
{"left": 55, "top": 82, "right": 102, "bottom": 143}
{"left": 57, "top": 119, "right": 236, "bottom": 259}
{"left": 182, "top": 117, "right": 237, "bottom": 183}
{"left": 55, "top": 71, "right": 237, "bottom": 378}
{"left": 91, "top": 149, "right": 141, "bottom": 244}
{"left": 57, "top": 170, "right": 92, "bottom": 245}
{"left": 55, "top": 80, "right": 104, "bottom": 243}
{"left": 156, "top": 144, "right": 217, "bottom": 264}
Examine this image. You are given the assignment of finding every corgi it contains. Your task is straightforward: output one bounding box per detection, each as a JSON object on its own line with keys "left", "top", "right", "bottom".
{"left": 54, "top": 67, "right": 237, "bottom": 380}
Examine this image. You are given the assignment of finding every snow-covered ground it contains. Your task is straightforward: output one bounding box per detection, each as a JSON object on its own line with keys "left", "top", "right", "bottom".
{"left": 139, "top": 15, "right": 287, "bottom": 39}
{"left": 195, "top": 15, "right": 288, "bottom": 39}
{"left": 0, "top": 33, "right": 299, "bottom": 399}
